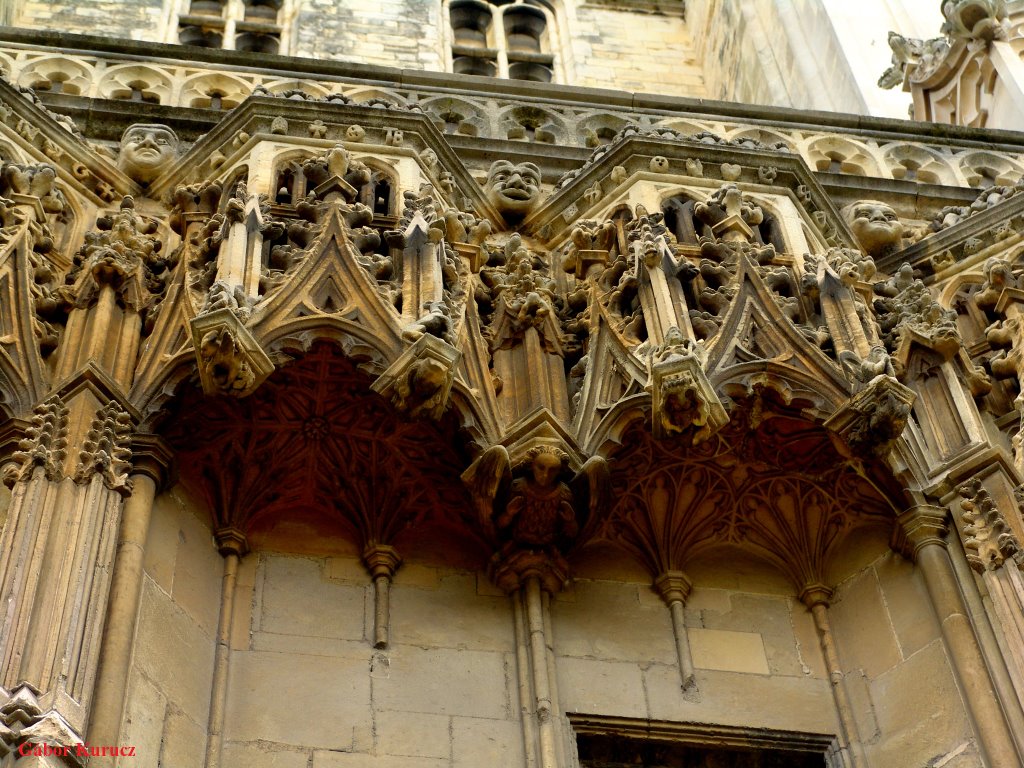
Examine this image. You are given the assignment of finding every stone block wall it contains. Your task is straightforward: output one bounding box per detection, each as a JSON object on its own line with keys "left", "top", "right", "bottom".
{"left": 292, "top": 0, "right": 445, "bottom": 71}
{"left": 14, "top": 0, "right": 167, "bottom": 42}
{"left": 687, "top": 0, "right": 866, "bottom": 113}
{"left": 112, "top": 495, "right": 984, "bottom": 767}
{"left": 557, "top": 558, "right": 840, "bottom": 737}
{"left": 567, "top": 5, "right": 705, "bottom": 97}
{"left": 828, "top": 546, "right": 982, "bottom": 766}
{"left": 220, "top": 552, "right": 523, "bottom": 767}
{"left": 120, "top": 486, "right": 223, "bottom": 768}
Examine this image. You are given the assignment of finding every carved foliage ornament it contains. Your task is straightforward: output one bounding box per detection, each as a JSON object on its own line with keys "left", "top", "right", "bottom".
{"left": 73, "top": 400, "right": 134, "bottom": 495}
{"left": 957, "top": 477, "right": 1022, "bottom": 571}
{"left": 8, "top": 395, "right": 68, "bottom": 485}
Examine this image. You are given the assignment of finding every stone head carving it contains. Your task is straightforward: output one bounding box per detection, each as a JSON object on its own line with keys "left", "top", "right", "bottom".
{"left": 843, "top": 200, "right": 905, "bottom": 258}
{"left": 485, "top": 160, "right": 541, "bottom": 218}
{"left": 527, "top": 445, "right": 565, "bottom": 489}
{"left": 118, "top": 124, "right": 179, "bottom": 185}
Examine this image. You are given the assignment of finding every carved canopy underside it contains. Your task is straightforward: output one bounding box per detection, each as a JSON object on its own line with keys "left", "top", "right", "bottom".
{"left": 162, "top": 342, "right": 478, "bottom": 554}
{"left": 599, "top": 407, "right": 902, "bottom": 591}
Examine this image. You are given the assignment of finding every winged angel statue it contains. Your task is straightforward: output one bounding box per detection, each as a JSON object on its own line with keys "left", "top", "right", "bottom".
{"left": 463, "top": 444, "right": 611, "bottom": 591}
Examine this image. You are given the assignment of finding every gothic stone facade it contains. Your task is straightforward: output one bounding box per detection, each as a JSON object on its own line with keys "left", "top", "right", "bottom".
{"left": 3, "top": 4, "right": 1024, "bottom": 768}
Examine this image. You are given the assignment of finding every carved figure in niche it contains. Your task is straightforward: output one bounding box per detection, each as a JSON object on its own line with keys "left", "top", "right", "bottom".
{"left": 842, "top": 200, "right": 905, "bottom": 259}
{"left": 117, "top": 124, "right": 179, "bottom": 185}
{"left": 498, "top": 446, "right": 578, "bottom": 550}
{"left": 463, "top": 444, "right": 610, "bottom": 591}
{"left": 485, "top": 160, "right": 541, "bottom": 220}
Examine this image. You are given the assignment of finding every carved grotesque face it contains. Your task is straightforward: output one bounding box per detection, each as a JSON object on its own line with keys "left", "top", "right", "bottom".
{"left": 649, "top": 156, "right": 669, "bottom": 173}
{"left": 118, "top": 124, "right": 179, "bottom": 185}
{"left": 486, "top": 160, "right": 541, "bottom": 216}
{"left": 843, "top": 200, "right": 905, "bottom": 257}
{"left": 530, "top": 450, "right": 563, "bottom": 488}
{"left": 346, "top": 124, "right": 366, "bottom": 142}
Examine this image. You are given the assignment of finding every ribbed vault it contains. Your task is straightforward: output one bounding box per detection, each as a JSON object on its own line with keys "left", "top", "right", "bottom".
{"left": 162, "top": 342, "right": 477, "bottom": 555}
{"left": 596, "top": 407, "right": 905, "bottom": 592}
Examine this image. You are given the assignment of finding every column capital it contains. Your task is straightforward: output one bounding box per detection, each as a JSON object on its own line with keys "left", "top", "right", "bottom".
{"left": 653, "top": 570, "right": 693, "bottom": 606}
{"left": 799, "top": 583, "right": 834, "bottom": 609}
{"left": 214, "top": 527, "right": 248, "bottom": 558}
{"left": 892, "top": 504, "right": 949, "bottom": 561}
{"left": 129, "top": 433, "right": 176, "bottom": 491}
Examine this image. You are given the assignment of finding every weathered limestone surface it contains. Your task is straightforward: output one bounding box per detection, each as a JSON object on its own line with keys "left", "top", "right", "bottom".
{"left": 569, "top": 5, "right": 704, "bottom": 97}
{"left": 4, "top": 5, "right": 1024, "bottom": 768}
{"left": 120, "top": 489, "right": 221, "bottom": 768}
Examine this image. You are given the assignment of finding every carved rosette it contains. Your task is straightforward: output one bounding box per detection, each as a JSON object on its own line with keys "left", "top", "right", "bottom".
{"left": 371, "top": 333, "right": 461, "bottom": 421}
{"left": 824, "top": 374, "right": 916, "bottom": 458}
{"left": 190, "top": 308, "right": 274, "bottom": 397}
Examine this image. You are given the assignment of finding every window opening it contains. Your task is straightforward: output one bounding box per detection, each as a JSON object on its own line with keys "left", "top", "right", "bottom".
{"left": 179, "top": 0, "right": 285, "bottom": 54}
{"left": 449, "top": 0, "right": 555, "bottom": 82}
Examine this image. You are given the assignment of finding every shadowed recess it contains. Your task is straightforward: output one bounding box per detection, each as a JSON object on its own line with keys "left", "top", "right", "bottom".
{"left": 161, "top": 341, "right": 478, "bottom": 555}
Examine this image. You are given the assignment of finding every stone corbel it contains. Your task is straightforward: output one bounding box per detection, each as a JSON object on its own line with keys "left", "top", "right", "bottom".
{"left": 824, "top": 375, "right": 916, "bottom": 458}
{"left": 647, "top": 338, "right": 727, "bottom": 443}
{"left": 371, "top": 334, "right": 460, "bottom": 421}
{"left": 190, "top": 308, "right": 274, "bottom": 397}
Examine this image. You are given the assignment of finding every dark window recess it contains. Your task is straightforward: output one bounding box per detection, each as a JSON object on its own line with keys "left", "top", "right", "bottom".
{"left": 576, "top": 733, "right": 827, "bottom": 768}
{"left": 179, "top": 0, "right": 282, "bottom": 52}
